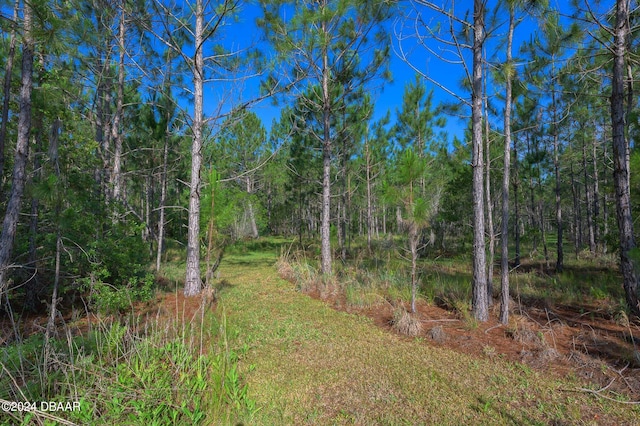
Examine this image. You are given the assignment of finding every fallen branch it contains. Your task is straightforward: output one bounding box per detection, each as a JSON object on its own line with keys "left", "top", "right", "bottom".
{"left": 562, "top": 378, "right": 640, "bottom": 405}
{"left": 484, "top": 324, "right": 503, "bottom": 334}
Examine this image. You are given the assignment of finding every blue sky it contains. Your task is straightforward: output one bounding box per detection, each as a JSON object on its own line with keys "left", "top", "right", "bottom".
{"left": 202, "top": 1, "right": 548, "bottom": 148}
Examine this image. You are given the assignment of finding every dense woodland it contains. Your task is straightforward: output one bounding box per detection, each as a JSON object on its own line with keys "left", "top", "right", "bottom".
{"left": 0, "top": 0, "right": 639, "bottom": 333}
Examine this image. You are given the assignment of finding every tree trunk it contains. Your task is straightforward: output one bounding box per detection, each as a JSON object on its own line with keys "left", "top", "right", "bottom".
{"left": 247, "top": 200, "right": 259, "bottom": 239}
{"left": 551, "top": 79, "right": 563, "bottom": 273}
{"left": 539, "top": 191, "right": 549, "bottom": 270}
{"left": 111, "top": 2, "right": 126, "bottom": 202}
{"left": 500, "top": 6, "right": 514, "bottom": 324}
{"left": 513, "top": 134, "right": 520, "bottom": 268}
{"left": 44, "top": 119, "right": 62, "bottom": 370}
{"left": 603, "top": 141, "right": 610, "bottom": 252}
{"left": 611, "top": 0, "right": 640, "bottom": 317}
{"left": 25, "top": 117, "right": 46, "bottom": 312}
{"left": 320, "top": 10, "right": 332, "bottom": 276}
{"left": 570, "top": 162, "right": 580, "bottom": 258}
{"left": 266, "top": 181, "right": 272, "bottom": 234}
{"left": 338, "top": 134, "right": 348, "bottom": 261}
{"left": 583, "top": 139, "right": 596, "bottom": 254}
{"left": 246, "top": 176, "right": 259, "bottom": 238}
{"left": 409, "top": 222, "right": 418, "bottom": 314}
{"left": 0, "top": 0, "right": 19, "bottom": 192}
{"left": 382, "top": 206, "right": 386, "bottom": 235}
{"left": 366, "top": 141, "right": 373, "bottom": 251}
{"left": 0, "top": 2, "right": 33, "bottom": 296}
{"left": 592, "top": 135, "right": 601, "bottom": 252}
{"left": 184, "top": 0, "right": 205, "bottom": 296}
{"left": 471, "top": 0, "right": 488, "bottom": 322}
{"left": 484, "top": 79, "right": 494, "bottom": 306}
{"left": 156, "top": 92, "right": 171, "bottom": 272}
{"left": 526, "top": 134, "right": 538, "bottom": 252}
{"left": 43, "top": 232, "right": 62, "bottom": 369}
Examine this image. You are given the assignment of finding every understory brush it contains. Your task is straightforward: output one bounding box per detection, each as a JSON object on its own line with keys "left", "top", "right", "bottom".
{"left": 276, "top": 243, "right": 630, "bottom": 326}
{"left": 0, "top": 298, "right": 256, "bottom": 425}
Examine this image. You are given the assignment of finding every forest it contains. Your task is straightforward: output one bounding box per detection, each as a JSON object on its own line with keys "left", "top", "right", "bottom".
{"left": 0, "top": 0, "right": 639, "bottom": 424}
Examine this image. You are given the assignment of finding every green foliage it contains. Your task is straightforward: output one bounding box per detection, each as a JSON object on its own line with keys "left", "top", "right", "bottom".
{"left": 393, "top": 75, "right": 446, "bottom": 155}
{"left": 0, "top": 310, "right": 255, "bottom": 425}
{"left": 85, "top": 272, "right": 155, "bottom": 314}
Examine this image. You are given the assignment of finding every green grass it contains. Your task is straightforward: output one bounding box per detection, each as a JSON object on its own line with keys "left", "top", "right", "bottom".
{"left": 0, "top": 293, "right": 252, "bottom": 425}
{"left": 6, "top": 237, "right": 633, "bottom": 425}
{"left": 213, "top": 246, "right": 640, "bottom": 425}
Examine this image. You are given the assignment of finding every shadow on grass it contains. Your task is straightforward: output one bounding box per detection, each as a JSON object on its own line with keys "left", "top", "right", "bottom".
{"left": 224, "top": 256, "right": 276, "bottom": 268}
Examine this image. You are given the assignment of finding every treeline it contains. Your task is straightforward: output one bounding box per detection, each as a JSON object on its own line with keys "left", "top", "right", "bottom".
{"left": 0, "top": 0, "right": 639, "bottom": 325}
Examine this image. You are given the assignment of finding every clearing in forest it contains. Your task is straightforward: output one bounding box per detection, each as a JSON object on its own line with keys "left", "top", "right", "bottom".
{"left": 211, "top": 249, "right": 640, "bottom": 425}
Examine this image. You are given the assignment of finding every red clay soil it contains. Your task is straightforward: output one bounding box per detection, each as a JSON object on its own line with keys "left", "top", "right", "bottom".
{"left": 306, "top": 288, "right": 640, "bottom": 402}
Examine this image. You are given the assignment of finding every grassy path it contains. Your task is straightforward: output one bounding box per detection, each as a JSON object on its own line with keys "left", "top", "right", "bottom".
{"left": 216, "top": 251, "right": 638, "bottom": 425}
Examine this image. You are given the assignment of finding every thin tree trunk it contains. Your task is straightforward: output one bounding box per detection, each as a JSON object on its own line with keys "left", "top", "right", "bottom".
{"left": 611, "top": 0, "right": 640, "bottom": 317}
{"left": 338, "top": 134, "right": 347, "bottom": 261}
{"left": 184, "top": 0, "right": 205, "bottom": 296}
{"left": 366, "top": 143, "right": 372, "bottom": 250}
{"left": 471, "top": 0, "right": 488, "bottom": 322}
{"left": 44, "top": 119, "right": 62, "bottom": 370}
{"left": 526, "top": 134, "right": 538, "bottom": 252}
{"left": 205, "top": 177, "right": 216, "bottom": 287}
{"left": 43, "top": 232, "right": 61, "bottom": 369}
{"left": 484, "top": 77, "right": 494, "bottom": 306}
{"left": 111, "top": 2, "right": 125, "bottom": 202}
{"left": 382, "top": 206, "right": 386, "bottom": 235}
{"left": 0, "top": 0, "right": 19, "bottom": 191}
{"left": 25, "top": 117, "right": 45, "bottom": 312}
{"left": 583, "top": 139, "right": 596, "bottom": 254}
{"left": 409, "top": 222, "right": 418, "bottom": 313}
{"left": 320, "top": 9, "right": 332, "bottom": 276}
{"left": 0, "top": 2, "right": 33, "bottom": 296}
{"left": 246, "top": 176, "right": 258, "bottom": 238}
{"left": 156, "top": 136, "right": 168, "bottom": 272}
{"left": 551, "top": 77, "right": 563, "bottom": 272}
{"left": 570, "top": 162, "right": 580, "bottom": 258}
{"left": 513, "top": 134, "right": 520, "bottom": 268}
{"left": 267, "top": 182, "right": 272, "bottom": 234}
{"left": 592, "top": 135, "right": 600, "bottom": 252}
{"left": 500, "top": 5, "right": 514, "bottom": 324}
{"left": 603, "top": 141, "right": 610, "bottom": 252}
{"left": 539, "top": 191, "right": 549, "bottom": 270}
{"left": 298, "top": 186, "right": 303, "bottom": 245}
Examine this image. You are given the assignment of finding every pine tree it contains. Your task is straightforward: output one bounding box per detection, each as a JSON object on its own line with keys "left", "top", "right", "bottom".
{"left": 259, "top": 0, "right": 393, "bottom": 276}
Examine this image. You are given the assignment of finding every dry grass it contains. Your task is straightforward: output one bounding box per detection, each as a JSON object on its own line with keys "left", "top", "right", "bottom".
{"left": 390, "top": 307, "right": 423, "bottom": 336}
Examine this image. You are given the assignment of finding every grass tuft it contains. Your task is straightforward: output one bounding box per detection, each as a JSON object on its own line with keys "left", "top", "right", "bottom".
{"left": 390, "top": 307, "right": 423, "bottom": 336}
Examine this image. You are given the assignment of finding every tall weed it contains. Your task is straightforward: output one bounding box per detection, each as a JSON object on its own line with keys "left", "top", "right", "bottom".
{"left": 0, "top": 300, "right": 255, "bottom": 425}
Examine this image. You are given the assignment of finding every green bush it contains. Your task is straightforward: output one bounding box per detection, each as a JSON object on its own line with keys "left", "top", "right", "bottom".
{"left": 82, "top": 272, "right": 155, "bottom": 314}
